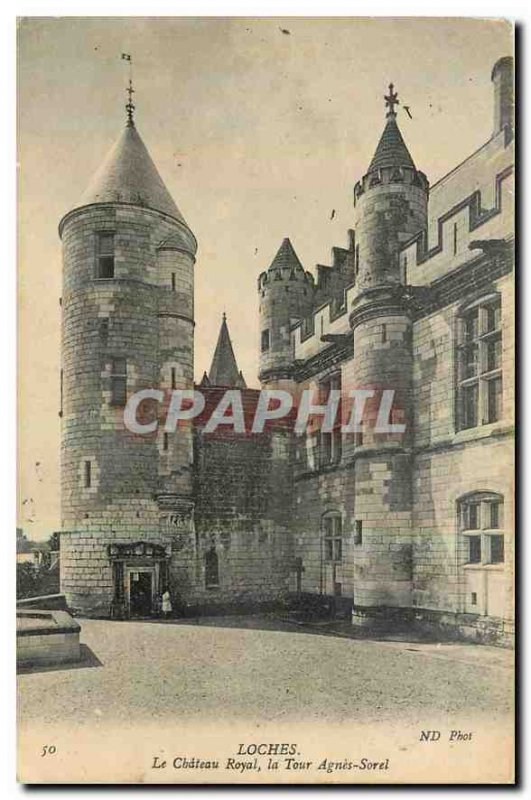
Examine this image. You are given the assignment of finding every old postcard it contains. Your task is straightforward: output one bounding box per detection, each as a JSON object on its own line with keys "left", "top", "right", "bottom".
{"left": 17, "top": 16, "right": 515, "bottom": 784}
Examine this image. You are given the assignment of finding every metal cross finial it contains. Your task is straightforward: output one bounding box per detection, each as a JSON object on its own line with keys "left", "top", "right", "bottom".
{"left": 121, "top": 53, "right": 135, "bottom": 126}
{"left": 384, "top": 83, "right": 399, "bottom": 117}
{"left": 126, "top": 78, "right": 135, "bottom": 126}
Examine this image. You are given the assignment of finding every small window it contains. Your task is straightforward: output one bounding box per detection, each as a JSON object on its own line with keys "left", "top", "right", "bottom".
{"left": 467, "top": 534, "right": 481, "bottom": 564}
{"left": 171, "top": 273, "right": 176, "bottom": 291}
{"left": 171, "top": 367, "right": 176, "bottom": 390}
{"left": 354, "top": 520, "right": 363, "bottom": 545}
{"left": 261, "top": 329, "right": 270, "bottom": 353}
{"left": 463, "top": 501, "right": 480, "bottom": 530}
{"left": 205, "top": 548, "right": 219, "bottom": 588}
{"left": 488, "top": 500, "right": 503, "bottom": 529}
{"left": 84, "top": 460, "right": 91, "bottom": 489}
{"left": 485, "top": 303, "right": 501, "bottom": 333}
{"left": 453, "top": 222, "right": 458, "bottom": 256}
{"left": 462, "top": 383, "right": 478, "bottom": 429}
{"left": 487, "top": 376, "right": 503, "bottom": 424}
{"left": 381, "top": 323, "right": 387, "bottom": 343}
{"left": 96, "top": 232, "right": 115, "bottom": 279}
{"left": 323, "top": 515, "right": 342, "bottom": 563}
{"left": 163, "top": 433, "right": 169, "bottom": 452}
{"left": 319, "top": 374, "right": 342, "bottom": 466}
{"left": 459, "top": 493, "right": 505, "bottom": 568}
{"left": 110, "top": 357, "right": 127, "bottom": 406}
{"left": 488, "top": 534, "right": 505, "bottom": 564}
{"left": 471, "top": 592, "right": 478, "bottom": 606}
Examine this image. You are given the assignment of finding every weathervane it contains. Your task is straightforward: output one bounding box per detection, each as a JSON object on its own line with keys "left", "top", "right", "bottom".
{"left": 121, "top": 53, "right": 135, "bottom": 126}
{"left": 384, "top": 83, "right": 399, "bottom": 117}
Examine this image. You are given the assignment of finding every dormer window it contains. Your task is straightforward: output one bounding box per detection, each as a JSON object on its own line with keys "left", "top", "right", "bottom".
{"left": 96, "top": 232, "right": 115, "bottom": 278}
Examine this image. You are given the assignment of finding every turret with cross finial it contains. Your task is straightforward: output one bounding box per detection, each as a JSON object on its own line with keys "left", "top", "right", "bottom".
{"left": 351, "top": 82, "right": 428, "bottom": 291}
{"left": 347, "top": 80, "right": 430, "bottom": 623}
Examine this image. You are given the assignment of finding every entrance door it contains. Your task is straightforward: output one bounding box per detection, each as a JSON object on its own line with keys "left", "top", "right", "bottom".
{"left": 129, "top": 571, "right": 153, "bottom": 617}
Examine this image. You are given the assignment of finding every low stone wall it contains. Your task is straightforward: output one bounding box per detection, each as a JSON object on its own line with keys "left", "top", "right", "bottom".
{"left": 17, "top": 593, "right": 68, "bottom": 611}
{"left": 17, "top": 610, "right": 81, "bottom": 667}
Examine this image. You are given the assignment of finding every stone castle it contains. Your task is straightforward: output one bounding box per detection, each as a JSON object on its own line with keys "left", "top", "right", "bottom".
{"left": 59, "top": 57, "right": 514, "bottom": 643}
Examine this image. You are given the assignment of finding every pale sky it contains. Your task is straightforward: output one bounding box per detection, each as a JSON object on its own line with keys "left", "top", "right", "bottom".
{"left": 17, "top": 17, "right": 512, "bottom": 540}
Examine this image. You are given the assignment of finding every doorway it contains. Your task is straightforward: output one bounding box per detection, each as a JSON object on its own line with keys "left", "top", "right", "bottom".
{"left": 129, "top": 571, "right": 153, "bottom": 617}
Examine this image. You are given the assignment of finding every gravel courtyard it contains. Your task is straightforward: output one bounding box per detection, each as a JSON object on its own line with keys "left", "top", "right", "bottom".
{"left": 18, "top": 616, "right": 513, "bottom": 729}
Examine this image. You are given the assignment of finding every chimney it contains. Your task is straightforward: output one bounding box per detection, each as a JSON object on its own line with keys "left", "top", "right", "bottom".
{"left": 491, "top": 56, "right": 514, "bottom": 137}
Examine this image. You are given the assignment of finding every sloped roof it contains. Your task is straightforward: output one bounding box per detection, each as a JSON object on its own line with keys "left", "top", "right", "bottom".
{"left": 268, "top": 238, "right": 305, "bottom": 273}
{"left": 207, "top": 315, "right": 246, "bottom": 388}
{"left": 368, "top": 115, "right": 416, "bottom": 173}
{"left": 78, "top": 124, "right": 188, "bottom": 225}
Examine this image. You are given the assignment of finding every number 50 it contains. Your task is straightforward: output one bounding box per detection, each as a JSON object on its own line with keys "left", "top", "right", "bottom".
{"left": 41, "top": 745, "right": 56, "bottom": 757}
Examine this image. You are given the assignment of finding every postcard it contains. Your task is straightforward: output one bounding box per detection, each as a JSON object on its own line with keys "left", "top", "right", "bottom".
{"left": 17, "top": 16, "right": 515, "bottom": 784}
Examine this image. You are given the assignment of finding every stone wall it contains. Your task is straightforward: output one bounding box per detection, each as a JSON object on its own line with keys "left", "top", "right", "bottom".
{"left": 192, "top": 390, "right": 294, "bottom": 605}
{"left": 410, "top": 269, "right": 514, "bottom": 622}
{"left": 292, "top": 466, "right": 357, "bottom": 598}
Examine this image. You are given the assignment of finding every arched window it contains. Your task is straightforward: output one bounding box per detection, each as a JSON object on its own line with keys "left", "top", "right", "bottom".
{"left": 456, "top": 295, "right": 502, "bottom": 430}
{"left": 205, "top": 548, "right": 219, "bottom": 588}
{"left": 458, "top": 492, "right": 505, "bottom": 565}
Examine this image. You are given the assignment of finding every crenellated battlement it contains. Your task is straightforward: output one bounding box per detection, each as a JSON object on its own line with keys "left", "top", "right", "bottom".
{"left": 289, "top": 157, "right": 513, "bottom": 366}
{"left": 354, "top": 165, "right": 429, "bottom": 206}
{"left": 257, "top": 265, "right": 314, "bottom": 293}
{"left": 400, "top": 163, "right": 513, "bottom": 286}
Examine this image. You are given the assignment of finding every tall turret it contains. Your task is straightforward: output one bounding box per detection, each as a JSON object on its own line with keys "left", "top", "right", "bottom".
{"left": 349, "top": 85, "right": 428, "bottom": 623}
{"left": 353, "top": 84, "right": 428, "bottom": 290}
{"left": 258, "top": 238, "right": 314, "bottom": 388}
{"left": 59, "top": 93, "right": 197, "bottom": 616}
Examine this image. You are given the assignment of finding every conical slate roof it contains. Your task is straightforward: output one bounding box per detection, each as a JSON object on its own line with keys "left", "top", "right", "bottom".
{"left": 268, "top": 238, "right": 305, "bottom": 273}
{"left": 207, "top": 314, "right": 246, "bottom": 388}
{"left": 78, "top": 124, "right": 188, "bottom": 225}
{"left": 367, "top": 115, "right": 416, "bottom": 173}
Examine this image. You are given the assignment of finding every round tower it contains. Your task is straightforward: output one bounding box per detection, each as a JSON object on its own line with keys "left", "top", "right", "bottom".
{"left": 349, "top": 85, "right": 428, "bottom": 624}
{"left": 59, "top": 98, "right": 197, "bottom": 617}
{"left": 258, "top": 238, "right": 314, "bottom": 389}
